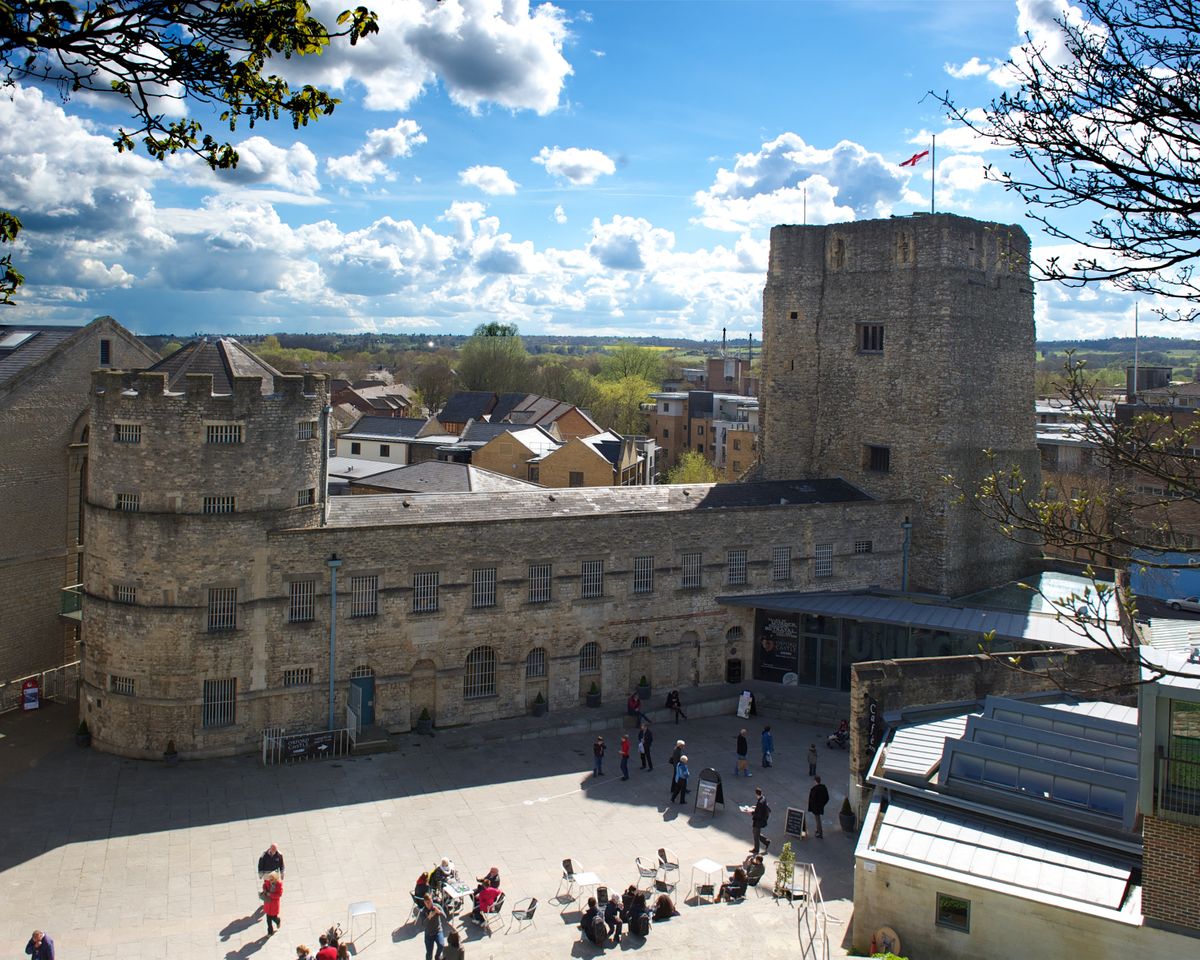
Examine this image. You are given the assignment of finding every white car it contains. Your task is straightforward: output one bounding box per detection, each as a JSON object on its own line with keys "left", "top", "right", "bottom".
{"left": 1168, "top": 596, "right": 1200, "bottom": 614}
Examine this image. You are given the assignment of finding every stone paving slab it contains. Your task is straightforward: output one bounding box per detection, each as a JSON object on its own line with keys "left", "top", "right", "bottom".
{"left": 0, "top": 707, "right": 857, "bottom": 959}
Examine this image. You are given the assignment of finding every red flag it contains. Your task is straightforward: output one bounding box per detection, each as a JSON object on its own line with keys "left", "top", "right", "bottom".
{"left": 900, "top": 150, "right": 929, "bottom": 167}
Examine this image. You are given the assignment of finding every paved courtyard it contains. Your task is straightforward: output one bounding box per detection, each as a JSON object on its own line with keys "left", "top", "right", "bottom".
{"left": 0, "top": 703, "right": 857, "bottom": 959}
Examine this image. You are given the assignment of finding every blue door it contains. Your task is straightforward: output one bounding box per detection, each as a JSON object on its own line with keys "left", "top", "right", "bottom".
{"left": 351, "top": 675, "right": 375, "bottom": 726}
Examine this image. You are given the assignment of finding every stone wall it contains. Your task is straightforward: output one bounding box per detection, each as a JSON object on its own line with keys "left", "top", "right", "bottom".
{"left": 758, "top": 214, "right": 1040, "bottom": 597}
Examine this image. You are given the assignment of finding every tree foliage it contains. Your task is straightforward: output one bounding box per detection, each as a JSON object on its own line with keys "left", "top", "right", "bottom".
{"left": 413, "top": 361, "right": 454, "bottom": 415}
{"left": 599, "top": 343, "right": 664, "bottom": 384}
{"left": 456, "top": 321, "right": 532, "bottom": 393}
{"left": 0, "top": 0, "right": 378, "bottom": 303}
{"left": 589, "top": 376, "right": 652, "bottom": 436}
{"left": 666, "top": 450, "right": 718, "bottom": 484}
{"left": 939, "top": 0, "right": 1200, "bottom": 320}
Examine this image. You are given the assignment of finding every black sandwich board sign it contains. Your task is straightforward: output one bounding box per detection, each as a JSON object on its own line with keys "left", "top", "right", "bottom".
{"left": 695, "top": 768, "right": 725, "bottom": 816}
{"left": 784, "top": 806, "right": 807, "bottom": 837}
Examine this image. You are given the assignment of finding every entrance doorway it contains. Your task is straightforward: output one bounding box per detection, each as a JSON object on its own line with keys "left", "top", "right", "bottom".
{"left": 350, "top": 666, "right": 375, "bottom": 725}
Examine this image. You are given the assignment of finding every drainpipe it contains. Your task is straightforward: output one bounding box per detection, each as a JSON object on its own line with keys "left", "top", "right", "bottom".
{"left": 320, "top": 403, "right": 332, "bottom": 525}
{"left": 327, "top": 554, "right": 341, "bottom": 730}
{"left": 900, "top": 516, "right": 913, "bottom": 592}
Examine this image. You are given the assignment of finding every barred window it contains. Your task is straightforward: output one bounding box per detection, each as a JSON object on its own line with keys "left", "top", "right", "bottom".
{"left": 814, "top": 543, "right": 834, "bottom": 578}
{"left": 202, "top": 677, "right": 237, "bottom": 728}
{"left": 207, "top": 587, "right": 237, "bottom": 632}
{"left": 282, "top": 667, "right": 313, "bottom": 687}
{"left": 528, "top": 563, "right": 552, "bottom": 604}
{"left": 116, "top": 492, "right": 140, "bottom": 512}
{"left": 581, "top": 559, "right": 604, "bottom": 598}
{"left": 854, "top": 539, "right": 873, "bottom": 554}
{"left": 632, "top": 635, "right": 650, "bottom": 649}
{"left": 464, "top": 645, "right": 497, "bottom": 699}
{"left": 113, "top": 423, "right": 141, "bottom": 444}
{"left": 297, "top": 488, "right": 315, "bottom": 507}
{"left": 110, "top": 675, "right": 135, "bottom": 696}
{"left": 203, "top": 495, "right": 236, "bottom": 514}
{"left": 288, "top": 580, "right": 315, "bottom": 623}
{"left": 864, "top": 444, "right": 890, "bottom": 473}
{"left": 726, "top": 549, "right": 747, "bottom": 585}
{"left": 857, "top": 323, "right": 885, "bottom": 353}
{"left": 682, "top": 551, "right": 703, "bottom": 589}
{"left": 472, "top": 567, "right": 497, "bottom": 608}
{"left": 413, "top": 570, "right": 439, "bottom": 613}
{"left": 350, "top": 575, "right": 378, "bottom": 618}
{"left": 633, "top": 555, "right": 654, "bottom": 594}
{"left": 297, "top": 420, "right": 316, "bottom": 441}
{"left": 771, "top": 545, "right": 792, "bottom": 581}
{"left": 206, "top": 423, "right": 243, "bottom": 444}
{"left": 579, "top": 641, "right": 601, "bottom": 675}
{"left": 115, "top": 584, "right": 136, "bottom": 605}
{"left": 526, "top": 647, "right": 547, "bottom": 678}
{"left": 351, "top": 664, "right": 375, "bottom": 678}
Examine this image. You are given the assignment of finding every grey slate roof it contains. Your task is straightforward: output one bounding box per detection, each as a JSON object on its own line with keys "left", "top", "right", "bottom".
{"left": 341, "top": 416, "right": 428, "bottom": 440}
{"left": 349, "top": 461, "right": 541, "bottom": 494}
{"left": 321, "top": 477, "right": 870, "bottom": 529}
{"left": 0, "top": 324, "right": 80, "bottom": 387}
{"left": 439, "top": 391, "right": 496, "bottom": 422}
{"left": 148, "top": 338, "right": 281, "bottom": 395}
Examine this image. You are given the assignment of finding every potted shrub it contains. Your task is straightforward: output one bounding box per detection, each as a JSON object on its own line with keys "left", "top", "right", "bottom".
{"left": 416, "top": 706, "right": 433, "bottom": 735}
{"left": 75, "top": 720, "right": 91, "bottom": 748}
{"left": 636, "top": 675, "right": 651, "bottom": 701}
{"left": 531, "top": 691, "right": 548, "bottom": 717}
{"left": 773, "top": 840, "right": 796, "bottom": 899}
{"left": 839, "top": 796, "right": 857, "bottom": 833}
{"left": 163, "top": 739, "right": 179, "bottom": 765}
{"left": 585, "top": 682, "right": 602, "bottom": 708}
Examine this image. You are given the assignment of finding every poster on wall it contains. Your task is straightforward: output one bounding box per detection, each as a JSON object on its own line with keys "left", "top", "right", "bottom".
{"left": 754, "top": 610, "right": 800, "bottom": 682}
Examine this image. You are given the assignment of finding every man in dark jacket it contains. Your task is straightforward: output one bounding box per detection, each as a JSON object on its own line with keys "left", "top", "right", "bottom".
{"left": 749, "top": 787, "right": 771, "bottom": 854}
{"left": 641, "top": 723, "right": 654, "bottom": 771}
{"left": 808, "top": 776, "right": 830, "bottom": 838}
{"left": 24, "top": 930, "right": 54, "bottom": 960}
{"left": 258, "top": 843, "right": 285, "bottom": 877}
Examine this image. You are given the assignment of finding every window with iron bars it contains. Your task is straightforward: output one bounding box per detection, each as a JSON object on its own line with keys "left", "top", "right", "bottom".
{"left": 854, "top": 539, "right": 873, "bottom": 554}
{"left": 682, "top": 551, "right": 703, "bottom": 589}
{"left": 288, "top": 580, "right": 315, "bottom": 623}
{"left": 464, "top": 646, "right": 497, "bottom": 699}
{"left": 110, "top": 675, "right": 135, "bottom": 696}
{"left": 814, "top": 543, "right": 834, "bottom": 578}
{"left": 113, "top": 423, "right": 141, "bottom": 443}
{"left": 771, "top": 545, "right": 791, "bottom": 581}
{"left": 350, "top": 575, "right": 378, "bottom": 618}
{"left": 207, "top": 587, "right": 237, "bottom": 632}
{"left": 472, "top": 567, "right": 497, "bottom": 608}
{"left": 526, "top": 647, "right": 547, "bottom": 678}
{"left": 297, "top": 488, "right": 315, "bottom": 507}
{"left": 726, "top": 549, "right": 747, "bottom": 585}
{"left": 632, "top": 635, "right": 650, "bottom": 649}
{"left": 282, "top": 667, "right": 313, "bottom": 687}
{"left": 528, "top": 563, "right": 552, "bottom": 603}
{"left": 581, "top": 559, "right": 604, "bottom": 598}
{"left": 297, "top": 420, "right": 316, "bottom": 441}
{"left": 203, "top": 495, "right": 236, "bottom": 514}
{"left": 116, "top": 492, "right": 140, "bottom": 512}
{"left": 206, "top": 423, "right": 243, "bottom": 444}
{"left": 114, "top": 584, "right": 136, "bottom": 604}
{"left": 633, "top": 555, "right": 654, "bottom": 594}
{"left": 413, "top": 570, "right": 439, "bottom": 613}
{"left": 202, "top": 677, "right": 237, "bottom": 728}
{"left": 579, "top": 641, "right": 600, "bottom": 675}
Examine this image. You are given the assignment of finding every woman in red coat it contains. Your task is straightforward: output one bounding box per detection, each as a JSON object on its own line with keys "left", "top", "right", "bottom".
{"left": 262, "top": 871, "right": 283, "bottom": 936}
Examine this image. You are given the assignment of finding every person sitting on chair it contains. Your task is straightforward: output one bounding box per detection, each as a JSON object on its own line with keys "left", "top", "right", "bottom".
{"left": 471, "top": 884, "right": 502, "bottom": 924}
{"left": 580, "top": 896, "right": 602, "bottom": 944}
{"left": 716, "top": 867, "right": 748, "bottom": 902}
{"left": 413, "top": 871, "right": 430, "bottom": 900}
{"left": 475, "top": 866, "right": 501, "bottom": 893}
{"left": 744, "top": 855, "right": 766, "bottom": 887}
{"left": 429, "top": 858, "right": 454, "bottom": 891}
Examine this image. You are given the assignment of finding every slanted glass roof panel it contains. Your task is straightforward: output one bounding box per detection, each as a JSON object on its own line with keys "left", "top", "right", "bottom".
{"left": 0, "top": 330, "right": 37, "bottom": 349}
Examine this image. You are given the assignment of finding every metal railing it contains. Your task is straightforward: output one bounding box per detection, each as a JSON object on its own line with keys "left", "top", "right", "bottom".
{"left": 60, "top": 584, "right": 83, "bottom": 619}
{"left": 262, "top": 726, "right": 352, "bottom": 765}
{"left": 795, "top": 863, "right": 830, "bottom": 960}
{"left": 1156, "top": 751, "right": 1200, "bottom": 818}
{"left": 0, "top": 661, "right": 81, "bottom": 714}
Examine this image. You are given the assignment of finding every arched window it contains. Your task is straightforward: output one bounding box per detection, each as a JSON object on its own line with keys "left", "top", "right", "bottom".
{"left": 526, "top": 647, "right": 547, "bottom": 679}
{"left": 579, "top": 641, "right": 600, "bottom": 675}
{"left": 465, "top": 646, "right": 497, "bottom": 699}
{"left": 632, "top": 636, "right": 650, "bottom": 649}
{"left": 350, "top": 664, "right": 375, "bottom": 678}
{"left": 725, "top": 626, "right": 744, "bottom": 644}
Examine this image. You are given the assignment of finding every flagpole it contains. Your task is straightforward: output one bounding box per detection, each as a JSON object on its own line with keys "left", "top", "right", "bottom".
{"left": 931, "top": 134, "right": 936, "bottom": 214}
{"left": 803, "top": 186, "right": 807, "bottom": 226}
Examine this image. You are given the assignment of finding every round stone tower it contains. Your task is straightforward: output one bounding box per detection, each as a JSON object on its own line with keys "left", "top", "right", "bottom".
{"left": 80, "top": 340, "right": 328, "bottom": 757}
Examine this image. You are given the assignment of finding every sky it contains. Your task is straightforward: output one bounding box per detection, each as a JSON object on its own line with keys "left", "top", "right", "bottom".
{"left": 0, "top": 0, "right": 1171, "bottom": 341}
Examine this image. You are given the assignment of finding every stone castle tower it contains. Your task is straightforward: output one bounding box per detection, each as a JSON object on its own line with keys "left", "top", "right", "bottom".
{"left": 758, "top": 213, "right": 1040, "bottom": 596}
{"left": 82, "top": 341, "right": 327, "bottom": 755}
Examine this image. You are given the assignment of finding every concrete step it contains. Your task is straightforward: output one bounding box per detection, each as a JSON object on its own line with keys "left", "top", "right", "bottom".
{"left": 353, "top": 724, "right": 394, "bottom": 755}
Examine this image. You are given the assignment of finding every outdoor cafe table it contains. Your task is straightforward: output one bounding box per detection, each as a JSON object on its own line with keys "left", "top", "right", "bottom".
{"left": 690, "top": 858, "right": 723, "bottom": 904}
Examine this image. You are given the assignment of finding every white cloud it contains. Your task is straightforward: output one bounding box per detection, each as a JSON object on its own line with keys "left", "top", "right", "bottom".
{"left": 459, "top": 165, "right": 519, "bottom": 195}
{"left": 326, "top": 119, "right": 427, "bottom": 184}
{"left": 587, "top": 215, "right": 674, "bottom": 271}
{"left": 944, "top": 55, "right": 994, "bottom": 78}
{"left": 533, "top": 146, "right": 616, "bottom": 185}
{"left": 552, "top": 204, "right": 567, "bottom": 224}
{"left": 291, "top": 0, "right": 573, "bottom": 115}
{"left": 693, "top": 134, "right": 911, "bottom": 231}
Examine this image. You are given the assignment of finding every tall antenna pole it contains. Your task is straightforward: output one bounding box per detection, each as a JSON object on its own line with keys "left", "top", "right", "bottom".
{"left": 931, "top": 134, "right": 936, "bottom": 214}
{"left": 1133, "top": 302, "right": 1140, "bottom": 399}
{"left": 803, "top": 186, "right": 807, "bottom": 226}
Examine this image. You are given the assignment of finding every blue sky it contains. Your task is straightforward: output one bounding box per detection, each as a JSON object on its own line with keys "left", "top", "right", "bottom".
{"left": 0, "top": 0, "right": 1163, "bottom": 340}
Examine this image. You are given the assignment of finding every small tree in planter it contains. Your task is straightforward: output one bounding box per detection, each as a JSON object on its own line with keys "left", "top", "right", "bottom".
{"left": 586, "top": 682, "right": 602, "bottom": 708}
{"left": 75, "top": 720, "right": 91, "bottom": 748}
{"left": 773, "top": 840, "right": 796, "bottom": 899}
{"left": 416, "top": 706, "right": 433, "bottom": 735}
{"left": 531, "top": 691, "right": 548, "bottom": 717}
{"left": 839, "top": 796, "right": 857, "bottom": 833}
{"left": 636, "top": 675, "right": 651, "bottom": 700}
{"left": 163, "top": 739, "right": 179, "bottom": 764}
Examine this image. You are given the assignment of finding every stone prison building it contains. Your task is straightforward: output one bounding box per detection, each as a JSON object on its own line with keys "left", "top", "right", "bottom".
{"left": 79, "top": 213, "right": 1040, "bottom": 757}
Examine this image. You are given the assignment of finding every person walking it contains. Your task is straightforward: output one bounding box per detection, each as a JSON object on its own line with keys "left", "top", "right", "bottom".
{"left": 261, "top": 870, "right": 283, "bottom": 936}
{"left": 422, "top": 893, "right": 447, "bottom": 960}
{"left": 666, "top": 689, "right": 687, "bottom": 723}
{"left": 641, "top": 723, "right": 654, "bottom": 770}
{"left": 443, "top": 929, "right": 466, "bottom": 960}
{"left": 592, "top": 736, "right": 606, "bottom": 777}
{"left": 808, "top": 776, "right": 830, "bottom": 839}
{"left": 807, "top": 742, "right": 818, "bottom": 777}
{"left": 749, "top": 786, "right": 772, "bottom": 854}
{"left": 667, "top": 739, "right": 683, "bottom": 794}
{"left": 619, "top": 734, "right": 631, "bottom": 780}
{"left": 735, "top": 729, "right": 752, "bottom": 777}
{"left": 672, "top": 755, "right": 690, "bottom": 804}
{"left": 761, "top": 725, "right": 775, "bottom": 768}
{"left": 258, "top": 843, "right": 285, "bottom": 878}
{"left": 24, "top": 931, "right": 54, "bottom": 960}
